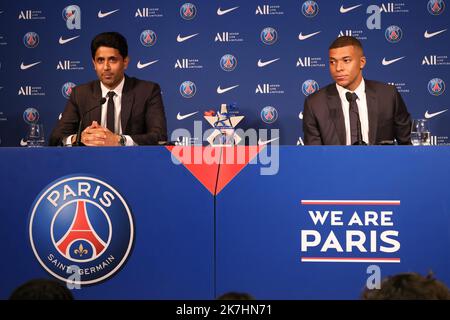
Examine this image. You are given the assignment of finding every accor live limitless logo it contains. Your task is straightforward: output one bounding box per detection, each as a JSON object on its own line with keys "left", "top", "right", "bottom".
{"left": 300, "top": 200, "right": 401, "bottom": 263}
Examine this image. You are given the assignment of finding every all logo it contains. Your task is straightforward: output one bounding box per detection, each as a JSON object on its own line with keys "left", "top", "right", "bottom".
{"left": 302, "top": 1, "right": 319, "bottom": 18}
{"left": 18, "top": 10, "right": 46, "bottom": 20}
{"left": 260, "top": 27, "right": 278, "bottom": 45}
{"left": 23, "top": 32, "right": 39, "bottom": 48}
{"left": 255, "top": 5, "right": 284, "bottom": 15}
{"left": 140, "top": 30, "right": 157, "bottom": 47}
{"left": 23, "top": 107, "right": 39, "bottom": 124}
{"left": 385, "top": 25, "right": 403, "bottom": 43}
{"left": 302, "top": 80, "right": 319, "bottom": 96}
{"left": 180, "top": 81, "right": 196, "bottom": 98}
{"left": 135, "top": 7, "right": 163, "bottom": 18}
{"left": 61, "top": 82, "right": 76, "bottom": 99}
{"left": 261, "top": 106, "right": 278, "bottom": 124}
{"left": 180, "top": 3, "right": 197, "bottom": 20}
{"left": 428, "top": 78, "right": 445, "bottom": 96}
{"left": 220, "top": 54, "right": 237, "bottom": 71}
{"left": 57, "top": 60, "right": 84, "bottom": 71}
{"left": 29, "top": 175, "right": 134, "bottom": 285}
{"left": 18, "top": 86, "right": 45, "bottom": 96}
{"left": 62, "top": 5, "right": 81, "bottom": 30}
{"left": 174, "top": 58, "right": 203, "bottom": 69}
{"left": 427, "top": 0, "right": 445, "bottom": 15}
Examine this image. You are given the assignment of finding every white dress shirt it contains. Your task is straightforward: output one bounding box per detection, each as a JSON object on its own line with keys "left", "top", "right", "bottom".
{"left": 336, "top": 79, "right": 369, "bottom": 145}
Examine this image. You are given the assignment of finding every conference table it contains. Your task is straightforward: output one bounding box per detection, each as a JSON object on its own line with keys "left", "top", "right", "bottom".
{"left": 0, "top": 146, "right": 449, "bottom": 299}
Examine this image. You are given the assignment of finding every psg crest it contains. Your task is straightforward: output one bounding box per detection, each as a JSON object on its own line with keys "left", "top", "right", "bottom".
{"left": 29, "top": 175, "right": 134, "bottom": 285}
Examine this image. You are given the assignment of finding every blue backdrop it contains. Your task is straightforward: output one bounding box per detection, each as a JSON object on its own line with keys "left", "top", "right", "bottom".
{"left": 0, "top": 0, "right": 449, "bottom": 146}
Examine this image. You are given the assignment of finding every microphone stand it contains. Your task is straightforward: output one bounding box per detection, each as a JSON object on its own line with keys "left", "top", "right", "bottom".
{"left": 353, "top": 117, "right": 367, "bottom": 145}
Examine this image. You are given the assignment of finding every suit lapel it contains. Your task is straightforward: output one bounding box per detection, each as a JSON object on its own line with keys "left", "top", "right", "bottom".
{"left": 327, "top": 85, "right": 346, "bottom": 145}
{"left": 121, "top": 76, "right": 134, "bottom": 132}
{"left": 87, "top": 81, "right": 102, "bottom": 125}
{"left": 365, "top": 81, "right": 378, "bottom": 145}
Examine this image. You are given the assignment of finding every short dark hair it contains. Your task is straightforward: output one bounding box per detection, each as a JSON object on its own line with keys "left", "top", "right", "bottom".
{"left": 9, "top": 279, "right": 74, "bottom": 300}
{"left": 362, "top": 272, "right": 450, "bottom": 300}
{"left": 91, "top": 32, "right": 128, "bottom": 59}
{"left": 329, "top": 36, "right": 363, "bottom": 53}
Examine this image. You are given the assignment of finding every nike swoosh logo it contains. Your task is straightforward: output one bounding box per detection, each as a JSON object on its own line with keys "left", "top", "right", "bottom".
{"left": 217, "top": 6, "right": 239, "bottom": 15}
{"left": 98, "top": 9, "right": 119, "bottom": 18}
{"left": 340, "top": 4, "right": 362, "bottom": 14}
{"left": 425, "top": 109, "right": 448, "bottom": 119}
{"left": 217, "top": 85, "right": 239, "bottom": 94}
{"left": 299, "top": 111, "right": 303, "bottom": 120}
{"left": 382, "top": 56, "right": 405, "bottom": 66}
{"left": 177, "top": 111, "right": 198, "bottom": 120}
{"left": 20, "top": 61, "right": 41, "bottom": 70}
{"left": 258, "top": 137, "right": 279, "bottom": 146}
{"left": 59, "top": 35, "right": 80, "bottom": 45}
{"left": 137, "top": 60, "right": 159, "bottom": 69}
{"left": 424, "top": 29, "right": 447, "bottom": 39}
{"left": 257, "top": 58, "right": 280, "bottom": 67}
{"left": 177, "top": 33, "right": 199, "bottom": 42}
{"left": 20, "top": 139, "right": 28, "bottom": 147}
{"left": 298, "top": 31, "right": 321, "bottom": 41}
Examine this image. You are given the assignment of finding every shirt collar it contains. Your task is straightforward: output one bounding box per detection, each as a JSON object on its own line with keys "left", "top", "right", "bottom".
{"left": 336, "top": 78, "right": 365, "bottom": 100}
{"left": 100, "top": 76, "right": 125, "bottom": 98}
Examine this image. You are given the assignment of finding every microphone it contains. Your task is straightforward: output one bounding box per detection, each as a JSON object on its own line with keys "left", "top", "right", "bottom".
{"left": 345, "top": 92, "right": 367, "bottom": 146}
{"left": 376, "top": 140, "right": 396, "bottom": 145}
{"left": 73, "top": 97, "right": 107, "bottom": 146}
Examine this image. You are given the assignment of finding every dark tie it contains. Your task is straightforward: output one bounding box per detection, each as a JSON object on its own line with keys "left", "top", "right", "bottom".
{"left": 106, "top": 91, "right": 116, "bottom": 133}
{"left": 345, "top": 92, "right": 361, "bottom": 145}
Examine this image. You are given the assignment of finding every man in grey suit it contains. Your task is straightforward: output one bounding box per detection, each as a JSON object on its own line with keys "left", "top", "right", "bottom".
{"left": 49, "top": 32, "right": 167, "bottom": 146}
{"left": 303, "top": 36, "right": 411, "bottom": 145}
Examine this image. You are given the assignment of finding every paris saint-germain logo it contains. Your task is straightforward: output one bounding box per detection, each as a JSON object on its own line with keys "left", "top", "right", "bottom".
{"left": 261, "top": 106, "right": 278, "bottom": 124}
{"left": 302, "top": 1, "right": 319, "bottom": 18}
{"left": 23, "top": 107, "right": 40, "bottom": 124}
{"left": 180, "top": 80, "right": 196, "bottom": 98}
{"left": 302, "top": 80, "right": 319, "bottom": 96}
{"left": 220, "top": 54, "right": 237, "bottom": 71}
{"left": 260, "top": 27, "right": 278, "bottom": 45}
{"left": 61, "top": 82, "right": 76, "bottom": 99}
{"left": 29, "top": 175, "right": 134, "bottom": 285}
{"left": 427, "top": 0, "right": 445, "bottom": 15}
{"left": 180, "top": 3, "right": 197, "bottom": 20}
{"left": 23, "top": 32, "right": 39, "bottom": 48}
{"left": 140, "top": 30, "right": 157, "bottom": 47}
{"left": 385, "top": 25, "right": 403, "bottom": 43}
{"left": 428, "top": 78, "right": 445, "bottom": 96}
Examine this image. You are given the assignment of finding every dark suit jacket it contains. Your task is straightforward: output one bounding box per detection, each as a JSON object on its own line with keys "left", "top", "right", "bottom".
{"left": 303, "top": 80, "right": 412, "bottom": 145}
{"left": 49, "top": 75, "right": 167, "bottom": 146}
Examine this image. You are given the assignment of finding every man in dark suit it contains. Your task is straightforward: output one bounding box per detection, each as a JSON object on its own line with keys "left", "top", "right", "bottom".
{"left": 49, "top": 32, "right": 167, "bottom": 146}
{"left": 303, "top": 36, "right": 411, "bottom": 145}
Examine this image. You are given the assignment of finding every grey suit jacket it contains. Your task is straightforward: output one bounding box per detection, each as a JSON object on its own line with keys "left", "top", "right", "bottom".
{"left": 303, "top": 80, "right": 412, "bottom": 145}
{"left": 49, "top": 75, "right": 167, "bottom": 146}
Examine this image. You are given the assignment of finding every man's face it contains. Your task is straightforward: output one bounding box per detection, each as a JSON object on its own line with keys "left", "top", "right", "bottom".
{"left": 329, "top": 45, "right": 366, "bottom": 91}
{"left": 92, "top": 46, "right": 129, "bottom": 90}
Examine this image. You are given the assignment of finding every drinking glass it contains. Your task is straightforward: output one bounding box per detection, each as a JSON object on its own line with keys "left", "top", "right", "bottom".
{"left": 411, "top": 119, "right": 430, "bottom": 146}
{"left": 26, "top": 123, "right": 45, "bottom": 147}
